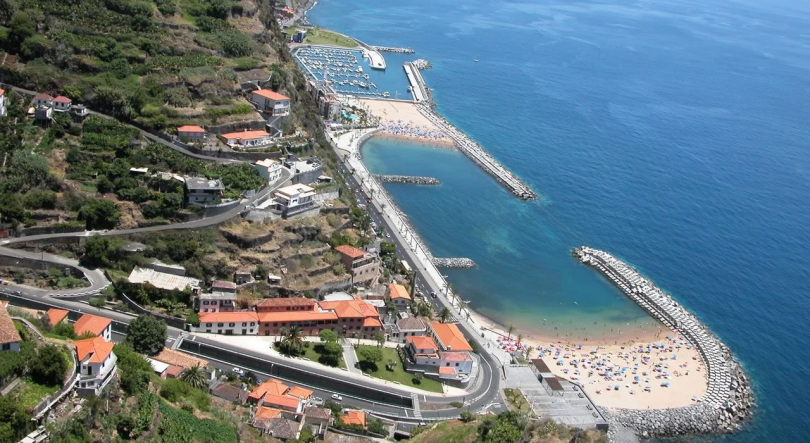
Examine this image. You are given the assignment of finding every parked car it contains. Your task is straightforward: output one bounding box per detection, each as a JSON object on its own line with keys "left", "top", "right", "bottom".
{"left": 311, "top": 396, "right": 324, "bottom": 406}
{"left": 232, "top": 367, "right": 245, "bottom": 376}
{"left": 331, "top": 394, "right": 343, "bottom": 401}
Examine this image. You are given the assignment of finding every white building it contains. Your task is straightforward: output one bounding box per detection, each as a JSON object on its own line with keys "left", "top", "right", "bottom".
{"left": 192, "top": 312, "right": 259, "bottom": 335}
{"left": 251, "top": 89, "right": 291, "bottom": 116}
{"left": 73, "top": 314, "right": 113, "bottom": 343}
{"left": 405, "top": 336, "right": 473, "bottom": 377}
{"left": 0, "top": 88, "right": 7, "bottom": 117}
{"left": 128, "top": 267, "right": 201, "bottom": 291}
{"left": 220, "top": 130, "right": 273, "bottom": 148}
{"left": 390, "top": 316, "right": 426, "bottom": 343}
{"left": 75, "top": 337, "right": 117, "bottom": 396}
{"left": 273, "top": 184, "right": 317, "bottom": 218}
{"left": 198, "top": 291, "right": 237, "bottom": 313}
{"left": 387, "top": 283, "right": 411, "bottom": 310}
{"left": 33, "top": 93, "right": 53, "bottom": 108}
{"left": 253, "top": 158, "right": 287, "bottom": 183}
{"left": 53, "top": 95, "right": 72, "bottom": 112}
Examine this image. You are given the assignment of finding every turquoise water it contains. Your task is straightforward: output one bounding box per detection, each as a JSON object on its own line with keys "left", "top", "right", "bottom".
{"left": 311, "top": 0, "right": 810, "bottom": 440}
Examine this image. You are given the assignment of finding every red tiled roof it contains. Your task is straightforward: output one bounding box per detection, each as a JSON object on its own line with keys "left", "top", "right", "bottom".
{"left": 47, "top": 308, "right": 69, "bottom": 326}
{"left": 221, "top": 130, "right": 270, "bottom": 140}
{"left": 252, "top": 89, "right": 290, "bottom": 101}
{"left": 152, "top": 348, "right": 208, "bottom": 370}
{"left": 430, "top": 322, "right": 472, "bottom": 352}
{"left": 53, "top": 95, "right": 71, "bottom": 103}
{"left": 407, "top": 335, "right": 438, "bottom": 352}
{"left": 362, "top": 317, "right": 382, "bottom": 328}
{"left": 73, "top": 314, "right": 111, "bottom": 339}
{"left": 319, "top": 299, "right": 379, "bottom": 320}
{"left": 75, "top": 337, "right": 114, "bottom": 363}
{"left": 341, "top": 410, "right": 366, "bottom": 427}
{"left": 0, "top": 306, "right": 21, "bottom": 345}
{"left": 439, "top": 366, "right": 456, "bottom": 375}
{"left": 334, "top": 245, "right": 366, "bottom": 259}
{"left": 254, "top": 406, "right": 283, "bottom": 420}
{"left": 262, "top": 393, "right": 301, "bottom": 410}
{"left": 388, "top": 283, "right": 410, "bottom": 300}
{"left": 34, "top": 93, "right": 53, "bottom": 100}
{"left": 0, "top": 89, "right": 4, "bottom": 95}
{"left": 440, "top": 351, "right": 472, "bottom": 362}
{"left": 199, "top": 311, "right": 258, "bottom": 324}
{"left": 249, "top": 379, "right": 288, "bottom": 402}
{"left": 177, "top": 125, "right": 206, "bottom": 133}
{"left": 286, "top": 386, "right": 313, "bottom": 399}
{"left": 165, "top": 365, "right": 183, "bottom": 378}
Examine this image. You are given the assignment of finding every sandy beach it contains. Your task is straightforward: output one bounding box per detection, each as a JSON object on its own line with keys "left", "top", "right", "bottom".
{"left": 468, "top": 309, "right": 708, "bottom": 409}
{"left": 360, "top": 99, "right": 455, "bottom": 147}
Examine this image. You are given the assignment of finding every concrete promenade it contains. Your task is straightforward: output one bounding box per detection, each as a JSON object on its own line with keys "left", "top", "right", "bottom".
{"left": 328, "top": 128, "right": 514, "bottom": 374}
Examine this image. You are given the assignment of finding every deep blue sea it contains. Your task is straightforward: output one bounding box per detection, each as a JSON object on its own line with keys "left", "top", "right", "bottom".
{"left": 309, "top": 0, "right": 810, "bottom": 440}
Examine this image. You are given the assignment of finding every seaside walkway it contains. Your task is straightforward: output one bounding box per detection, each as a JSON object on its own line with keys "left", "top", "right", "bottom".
{"left": 403, "top": 63, "right": 426, "bottom": 102}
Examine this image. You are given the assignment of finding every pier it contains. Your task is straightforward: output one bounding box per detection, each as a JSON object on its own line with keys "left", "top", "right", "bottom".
{"left": 433, "top": 258, "right": 477, "bottom": 268}
{"left": 574, "top": 247, "right": 753, "bottom": 437}
{"left": 372, "top": 46, "right": 415, "bottom": 54}
{"left": 412, "top": 59, "right": 432, "bottom": 70}
{"left": 403, "top": 62, "right": 427, "bottom": 102}
{"left": 416, "top": 103, "right": 537, "bottom": 200}
{"left": 374, "top": 174, "right": 440, "bottom": 185}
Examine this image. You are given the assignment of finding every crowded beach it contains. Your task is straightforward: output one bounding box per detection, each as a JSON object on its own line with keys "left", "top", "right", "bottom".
{"left": 360, "top": 99, "right": 455, "bottom": 147}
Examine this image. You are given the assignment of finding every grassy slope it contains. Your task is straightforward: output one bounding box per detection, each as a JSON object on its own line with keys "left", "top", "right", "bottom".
{"left": 304, "top": 28, "right": 358, "bottom": 48}
{"left": 356, "top": 345, "right": 443, "bottom": 393}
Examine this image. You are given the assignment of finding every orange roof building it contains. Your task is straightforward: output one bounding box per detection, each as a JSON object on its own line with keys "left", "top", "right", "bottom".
{"left": 340, "top": 410, "right": 366, "bottom": 427}
{"left": 195, "top": 311, "right": 259, "bottom": 335}
{"left": 387, "top": 283, "right": 411, "bottom": 308}
{"left": 286, "top": 386, "right": 313, "bottom": 399}
{"left": 220, "top": 130, "right": 272, "bottom": 147}
{"left": 177, "top": 125, "right": 206, "bottom": 133}
{"left": 334, "top": 244, "right": 366, "bottom": 259}
{"left": 0, "top": 305, "right": 21, "bottom": 351}
{"left": 249, "top": 379, "right": 289, "bottom": 403}
{"left": 252, "top": 89, "right": 290, "bottom": 101}
{"left": 47, "top": 308, "right": 69, "bottom": 326}
{"left": 261, "top": 393, "right": 301, "bottom": 412}
{"left": 334, "top": 245, "right": 380, "bottom": 288}
{"left": 75, "top": 336, "right": 117, "bottom": 395}
{"left": 406, "top": 335, "right": 439, "bottom": 355}
{"left": 73, "top": 314, "right": 112, "bottom": 342}
{"left": 429, "top": 322, "right": 472, "bottom": 352}
{"left": 254, "top": 406, "right": 284, "bottom": 420}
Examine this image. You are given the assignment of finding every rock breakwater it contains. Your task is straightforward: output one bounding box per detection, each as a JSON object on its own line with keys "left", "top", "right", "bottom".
{"left": 433, "top": 258, "right": 476, "bottom": 268}
{"left": 375, "top": 174, "right": 440, "bottom": 185}
{"left": 372, "top": 46, "right": 415, "bottom": 53}
{"left": 412, "top": 59, "right": 432, "bottom": 70}
{"left": 574, "top": 247, "right": 754, "bottom": 438}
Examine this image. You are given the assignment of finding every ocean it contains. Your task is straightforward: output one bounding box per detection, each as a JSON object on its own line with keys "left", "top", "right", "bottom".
{"left": 309, "top": 0, "right": 810, "bottom": 440}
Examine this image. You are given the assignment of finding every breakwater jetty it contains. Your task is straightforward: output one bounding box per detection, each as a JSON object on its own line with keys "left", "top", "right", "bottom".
{"left": 433, "top": 258, "right": 476, "bottom": 268}
{"left": 412, "top": 59, "right": 432, "bottom": 70}
{"left": 416, "top": 103, "right": 537, "bottom": 200}
{"left": 403, "top": 62, "right": 429, "bottom": 102}
{"left": 372, "top": 46, "right": 414, "bottom": 54}
{"left": 374, "top": 175, "right": 440, "bottom": 185}
{"left": 574, "top": 247, "right": 754, "bottom": 438}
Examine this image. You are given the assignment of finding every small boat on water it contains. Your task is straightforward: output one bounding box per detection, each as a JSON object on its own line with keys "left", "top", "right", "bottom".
{"left": 474, "top": 58, "right": 479, "bottom": 62}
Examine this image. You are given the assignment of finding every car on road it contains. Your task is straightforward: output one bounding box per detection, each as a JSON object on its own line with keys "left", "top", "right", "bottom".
{"left": 310, "top": 396, "right": 324, "bottom": 406}
{"left": 331, "top": 394, "right": 343, "bottom": 401}
{"left": 431, "top": 291, "right": 437, "bottom": 299}
{"left": 12, "top": 290, "right": 21, "bottom": 295}
{"left": 232, "top": 367, "right": 245, "bottom": 376}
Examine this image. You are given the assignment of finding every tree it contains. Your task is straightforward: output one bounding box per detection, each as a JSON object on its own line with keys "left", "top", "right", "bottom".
{"left": 30, "top": 345, "right": 68, "bottom": 386}
{"left": 281, "top": 325, "right": 303, "bottom": 356}
{"left": 320, "top": 341, "right": 343, "bottom": 367}
{"left": 78, "top": 198, "right": 120, "bottom": 230}
{"left": 125, "top": 315, "right": 167, "bottom": 355}
{"left": 358, "top": 347, "right": 382, "bottom": 365}
{"left": 54, "top": 322, "right": 77, "bottom": 339}
{"left": 7, "top": 11, "right": 34, "bottom": 49}
{"left": 0, "top": 193, "right": 24, "bottom": 223}
{"left": 373, "top": 332, "right": 385, "bottom": 348}
{"left": 367, "top": 418, "right": 385, "bottom": 435}
{"left": 412, "top": 372, "right": 423, "bottom": 385}
{"left": 319, "top": 329, "right": 338, "bottom": 343}
{"left": 516, "top": 333, "right": 523, "bottom": 345}
{"left": 507, "top": 325, "right": 514, "bottom": 340}
{"left": 180, "top": 363, "right": 207, "bottom": 389}
{"left": 439, "top": 307, "right": 451, "bottom": 323}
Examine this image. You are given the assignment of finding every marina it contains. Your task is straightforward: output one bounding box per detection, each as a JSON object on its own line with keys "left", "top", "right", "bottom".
{"left": 293, "top": 46, "right": 394, "bottom": 97}
{"left": 574, "top": 247, "right": 753, "bottom": 436}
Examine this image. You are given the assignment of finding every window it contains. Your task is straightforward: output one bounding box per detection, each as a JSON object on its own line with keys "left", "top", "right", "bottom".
{"left": 229, "top": 323, "right": 235, "bottom": 327}
{"left": 446, "top": 363, "right": 450, "bottom": 366}
{"left": 217, "top": 323, "right": 224, "bottom": 327}
{"left": 456, "top": 363, "right": 459, "bottom": 366}
{"left": 273, "top": 323, "right": 278, "bottom": 326}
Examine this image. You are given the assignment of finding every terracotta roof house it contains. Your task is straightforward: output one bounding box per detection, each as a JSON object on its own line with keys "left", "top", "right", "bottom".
{"left": 0, "top": 305, "right": 21, "bottom": 352}
{"left": 340, "top": 410, "right": 366, "bottom": 427}
{"left": 254, "top": 406, "right": 284, "bottom": 420}
{"left": 387, "top": 283, "right": 411, "bottom": 309}
{"left": 253, "top": 417, "right": 301, "bottom": 440}
{"left": 177, "top": 125, "right": 207, "bottom": 141}
{"left": 248, "top": 379, "right": 289, "bottom": 403}
{"left": 73, "top": 314, "right": 112, "bottom": 342}
{"left": 285, "top": 386, "right": 313, "bottom": 400}
{"left": 52, "top": 95, "right": 72, "bottom": 111}
{"left": 194, "top": 311, "right": 259, "bottom": 335}
{"left": 211, "top": 280, "right": 238, "bottom": 292}
{"left": 254, "top": 297, "right": 316, "bottom": 313}
{"left": 46, "top": 308, "right": 69, "bottom": 326}
{"left": 334, "top": 245, "right": 380, "bottom": 288}
{"left": 251, "top": 89, "right": 291, "bottom": 116}
{"left": 391, "top": 316, "right": 427, "bottom": 343}
{"left": 220, "top": 130, "right": 272, "bottom": 148}
{"left": 75, "top": 337, "right": 117, "bottom": 395}
{"left": 429, "top": 321, "right": 473, "bottom": 352}
{"left": 260, "top": 393, "right": 301, "bottom": 413}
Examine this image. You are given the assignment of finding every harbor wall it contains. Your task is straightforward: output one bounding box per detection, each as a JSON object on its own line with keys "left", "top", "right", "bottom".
{"left": 574, "top": 247, "right": 754, "bottom": 438}
{"left": 374, "top": 175, "right": 440, "bottom": 185}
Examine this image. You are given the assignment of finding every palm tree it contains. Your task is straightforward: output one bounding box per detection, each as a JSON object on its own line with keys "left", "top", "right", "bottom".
{"left": 439, "top": 307, "right": 451, "bottom": 323}
{"left": 517, "top": 333, "right": 523, "bottom": 345}
{"left": 507, "top": 324, "right": 514, "bottom": 340}
{"left": 524, "top": 346, "right": 534, "bottom": 359}
{"left": 373, "top": 332, "right": 385, "bottom": 348}
{"left": 282, "top": 326, "right": 303, "bottom": 356}
{"left": 180, "top": 363, "right": 207, "bottom": 389}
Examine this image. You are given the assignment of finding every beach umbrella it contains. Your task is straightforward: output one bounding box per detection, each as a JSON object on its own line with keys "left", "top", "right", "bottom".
{"left": 615, "top": 385, "right": 620, "bottom": 390}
